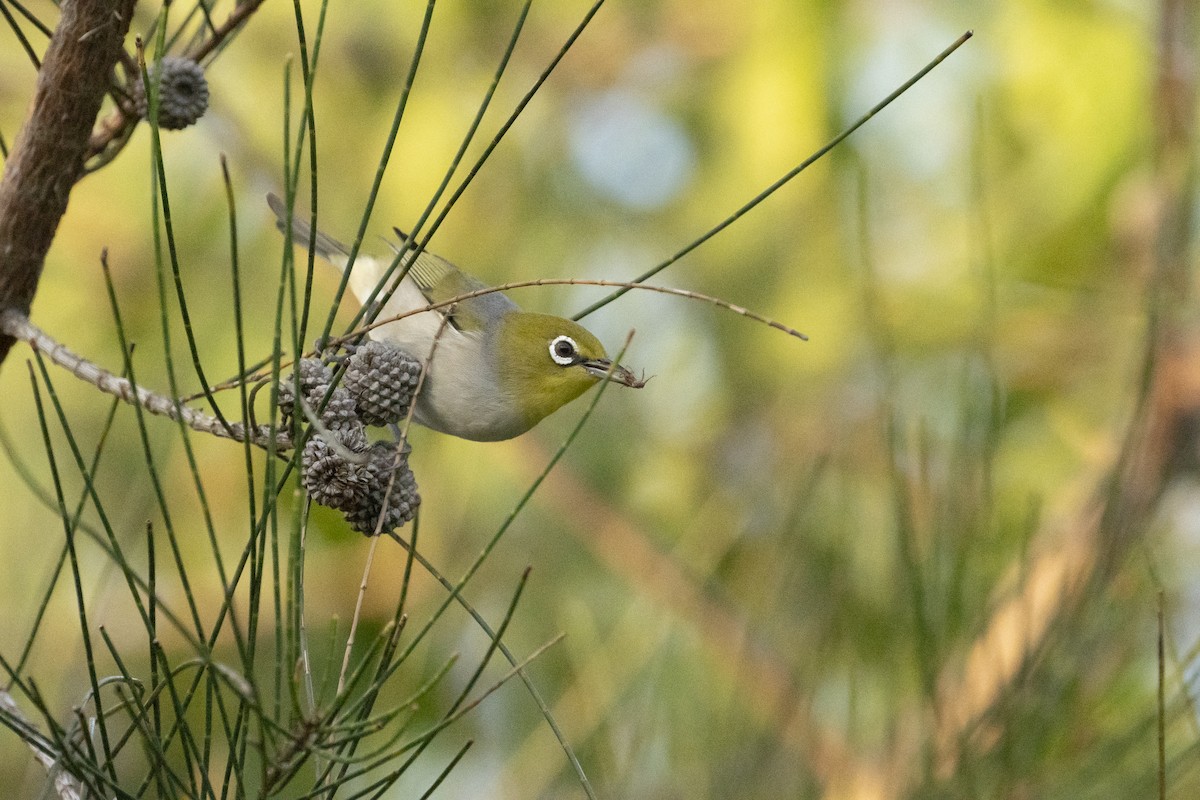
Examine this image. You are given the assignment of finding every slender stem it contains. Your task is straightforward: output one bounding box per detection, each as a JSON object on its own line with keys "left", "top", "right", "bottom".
{"left": 0, "top": 689, "right": 82, "bottom": 800}
{"left": 341, "top": 278, "right": 807, "bottom": 344}
{"left": 345, "top": 0, "right": 543, "bottom": 336}
{"left": 26, "top": 361, "right": 121, "bottom": 788}
{"left": 0, "top": 0, "right": 41, "bottom": 69}
{"left": 572, "top": 29, "right": 975, "bottom": 320}
{"left": 338, "top": 537, "right": 381, "bottom": 695}
{"left": 1159, "top": 591, "right": 1167, "bottom": 800}
{"left": 317, "top": 0, "right": 438, "bottom": 346}
{"left": 186, "top": 0, "right": 267, "bottom": 64}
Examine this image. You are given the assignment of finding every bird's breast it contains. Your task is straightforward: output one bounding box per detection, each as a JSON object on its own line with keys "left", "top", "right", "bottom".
{"left": 399, "top": 329, "right": 530, "bottom": 441}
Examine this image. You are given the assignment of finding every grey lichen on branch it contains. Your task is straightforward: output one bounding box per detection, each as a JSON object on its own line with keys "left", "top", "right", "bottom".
{"left": 0, "top": 0, "right": 138, "bottom": 367}
{"left": 3, "top": 307, "right": 425, "bottom": 535}
{"left": 1, "top": 309, "right": 290, "bottom": 451}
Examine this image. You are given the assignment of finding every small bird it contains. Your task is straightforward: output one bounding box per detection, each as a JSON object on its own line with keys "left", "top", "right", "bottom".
{"left": 268, "top": 194, "right": 643, "bottom": 441}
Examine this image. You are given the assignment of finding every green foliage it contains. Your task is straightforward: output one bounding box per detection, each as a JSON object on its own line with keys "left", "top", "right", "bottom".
{"left": 0, "top": 0, "right": 1197, "bottom": 798}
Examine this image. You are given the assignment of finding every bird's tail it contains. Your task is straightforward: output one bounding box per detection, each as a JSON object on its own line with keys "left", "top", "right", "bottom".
{"left": 266, "top": 192, "right": 351, "bottom": 263}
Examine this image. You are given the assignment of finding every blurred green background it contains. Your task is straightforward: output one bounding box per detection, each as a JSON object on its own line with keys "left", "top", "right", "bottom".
{"left": 2, "top": 0, "right": 1197, "bottom": 797}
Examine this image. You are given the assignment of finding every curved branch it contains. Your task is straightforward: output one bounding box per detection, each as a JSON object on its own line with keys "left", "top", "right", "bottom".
{"left": 2, "top": 309, "right": 291, "bottom": 452}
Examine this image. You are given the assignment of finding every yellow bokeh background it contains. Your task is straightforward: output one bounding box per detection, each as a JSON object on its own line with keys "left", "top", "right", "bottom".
{"left": 0, "top": 0, "right": 1194, "bottom": 797}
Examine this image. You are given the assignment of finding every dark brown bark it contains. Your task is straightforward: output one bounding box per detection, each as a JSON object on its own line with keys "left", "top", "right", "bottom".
{"left": 0, "top": 0, "right": 137, "bottom": 366}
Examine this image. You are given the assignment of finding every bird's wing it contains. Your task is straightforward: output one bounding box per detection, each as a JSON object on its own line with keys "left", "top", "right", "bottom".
{"left": 267, "top": 194, "right": 517, "bottom": 334}
{"left": 392, "top": 228, "right": 518, "bottom": 333}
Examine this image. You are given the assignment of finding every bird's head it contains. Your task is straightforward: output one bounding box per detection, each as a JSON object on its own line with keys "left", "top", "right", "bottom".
{"left": 493, "top": 312, "right": 643, "bottom": 430}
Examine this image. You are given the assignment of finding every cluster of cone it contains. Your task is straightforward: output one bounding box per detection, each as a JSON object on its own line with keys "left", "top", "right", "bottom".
{"left": 133, "top": 58, "right": 420, "bottom": 536}
{"left": 280, "top": 342, "right": 424, "bottom": 535}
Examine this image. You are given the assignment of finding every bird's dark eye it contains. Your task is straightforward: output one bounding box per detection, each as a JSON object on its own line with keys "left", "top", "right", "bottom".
{"left": 549, "top": 335, "right": 578, "bottom": 366}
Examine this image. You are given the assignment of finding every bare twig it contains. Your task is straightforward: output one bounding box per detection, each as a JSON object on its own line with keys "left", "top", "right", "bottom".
{"left": 184, "top": 0, "right": 268, "bottom": 64}
{"left": 193, "top": 276, "right": 800, "bottom": 400}
{"left": 0, "top": 309, "right": 290, "bottom": 452}
{"left": 346, "top": 278, "right": 809, "bottom": 344}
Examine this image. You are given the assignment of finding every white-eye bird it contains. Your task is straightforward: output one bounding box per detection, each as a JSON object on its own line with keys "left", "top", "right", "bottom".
{"left": 268, "top": 194, "right": 643, "bottom": 441}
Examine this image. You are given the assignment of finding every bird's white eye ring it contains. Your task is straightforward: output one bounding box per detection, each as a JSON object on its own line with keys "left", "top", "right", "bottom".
{"left": 549, "top": 335, "right": 578, "bottom": 366}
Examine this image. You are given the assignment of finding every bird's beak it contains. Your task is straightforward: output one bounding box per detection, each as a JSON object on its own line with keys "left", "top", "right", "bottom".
{"left": 582, "top": 358, "right": 645, "bottom": 388}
